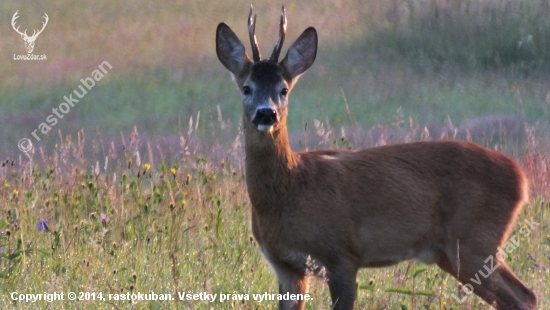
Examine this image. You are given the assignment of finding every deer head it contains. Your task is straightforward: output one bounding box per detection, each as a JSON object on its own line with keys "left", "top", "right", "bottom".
{"left": 12, "top": 11, "right": 49, "bottom": 54}
{"left": 216, "top": 5, "right": 317, "bottom": 134}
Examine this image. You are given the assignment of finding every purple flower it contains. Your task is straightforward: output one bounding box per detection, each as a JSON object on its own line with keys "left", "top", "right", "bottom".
{"left": 38, "top": 220, "right": 49, "bottom": 232}
{"left": 13, "top": 221, "right": 19, "bottom": 229}
{"left": 535, "top": 262, "right": 540, "bottom": 268}
{"left": 100, "top": 212, "right": 109, "bottom": 224}
{"left": 547, "top": 255, "right": 550, "bottom": 261}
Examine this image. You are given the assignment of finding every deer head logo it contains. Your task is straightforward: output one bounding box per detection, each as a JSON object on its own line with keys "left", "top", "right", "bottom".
{"left": 12, "top": 11, "right": 49, "bottom": 54}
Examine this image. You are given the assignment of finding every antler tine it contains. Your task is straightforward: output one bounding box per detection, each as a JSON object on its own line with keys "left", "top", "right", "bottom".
{"left": 42, "top": 13, "right": 49, "bottom": 28}
{"left": 11, "top": 11, "right": 28, "bottom": 36}
{"left": 270, "top": 5, "right": 287, "bottom": 63}
{"left": 31, "top": 13, "right": 49, "bottom": 39}
{"left": 11, "top": 10, "right": 19, "bottom": 25}
{"left": 248, "top": 5, "right": 261, "bottom": 62}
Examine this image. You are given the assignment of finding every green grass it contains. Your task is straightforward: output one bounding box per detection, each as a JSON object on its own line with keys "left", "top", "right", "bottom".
{"left": 1, "top": 0, "right": 550, "bottom": 308}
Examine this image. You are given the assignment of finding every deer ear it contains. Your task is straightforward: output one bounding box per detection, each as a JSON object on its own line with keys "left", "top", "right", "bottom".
{"left": 280, "top": 27, "right": 317, "bottom": 79}
{"left": 216, "top": 23, "right": 251, "bottom": 76}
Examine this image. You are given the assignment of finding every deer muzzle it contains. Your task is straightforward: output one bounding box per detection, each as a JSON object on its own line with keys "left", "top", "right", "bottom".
{"left": 252, "top": 108, "right": 278, "bottom": 132}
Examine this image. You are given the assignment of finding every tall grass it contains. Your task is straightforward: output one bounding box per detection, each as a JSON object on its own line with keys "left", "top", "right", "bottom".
{"left": 1, "top": 0, "right": 550, "bottom": 308}
{"left": 1, "top": 118, "right": 549, "bottom": 309}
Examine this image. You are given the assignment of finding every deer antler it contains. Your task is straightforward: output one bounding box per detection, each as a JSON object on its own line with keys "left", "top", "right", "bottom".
{"left": 270, "top": 5, "right": 287, "bottom": 63}
{"left": 30, "top": 13, "right": 49, "bottom": 39}
{"left": 11, "top": 11, "right": 49, "bottom": 40}
{"left": 11, "top": 11, "right": 28, "bottom": 38}
{"left": 248, "top": 5, "right": 261, "bottom": 62}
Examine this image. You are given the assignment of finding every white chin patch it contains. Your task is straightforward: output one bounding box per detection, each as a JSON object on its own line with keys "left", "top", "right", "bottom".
{"left": 257, "top": 124, "right": 274, "bottom": 132}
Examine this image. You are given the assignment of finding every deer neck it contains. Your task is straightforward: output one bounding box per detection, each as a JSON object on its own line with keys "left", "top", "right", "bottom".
{"left": 244, "top": 121, "right": 298, "bottom": 212}
{"left": 244, "top": 120, "right": 297, "bottom": 171}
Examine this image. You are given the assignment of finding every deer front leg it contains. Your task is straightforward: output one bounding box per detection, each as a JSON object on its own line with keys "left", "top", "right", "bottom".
{"left": 269, "top": 260, "right": 309, "bottom": 310}
{"left": 327, "top": 265, "right": 359, "bottom": 310}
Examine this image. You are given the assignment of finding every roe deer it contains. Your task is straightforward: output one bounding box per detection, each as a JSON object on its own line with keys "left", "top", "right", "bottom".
{"left": 215, "top": 6, "right": 537, "bottom": 310}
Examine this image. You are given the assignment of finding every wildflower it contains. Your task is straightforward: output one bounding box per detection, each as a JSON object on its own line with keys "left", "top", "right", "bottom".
{"left": 100, "top": 212, "right": 109, "bottom": 224}
{"left": 547, "top": 255, "right": 550, "bottom": 261}
{"left": 12, "top": 189, "right": 19, "bottom": 197}
{"left": 13, "top": 221, "right": 19, "bottom": 229}
{"left": 143, "top": 163, "right": 150, "bottom": 172}
{"left": 171, "top": 167, "right": 177, "bottom": 177}
{"left": 38, "top": 219, "right": 49, "bottom": 232}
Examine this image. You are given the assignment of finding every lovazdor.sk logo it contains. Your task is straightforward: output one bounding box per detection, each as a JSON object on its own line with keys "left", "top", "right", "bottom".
{"left": 12, "top": 10, "right": 48, "bottom": 60}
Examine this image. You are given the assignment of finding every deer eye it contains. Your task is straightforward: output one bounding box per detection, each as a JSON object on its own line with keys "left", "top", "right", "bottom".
{"left": 242, "top": 86, "right": 251, "bottom": 95}
{"left": 281, "top": 88, "right": 288, "bottom": 96}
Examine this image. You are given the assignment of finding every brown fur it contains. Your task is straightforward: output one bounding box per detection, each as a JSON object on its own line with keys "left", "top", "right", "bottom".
{"left": 216, "top": 8, "right": 537, "bottom": 310}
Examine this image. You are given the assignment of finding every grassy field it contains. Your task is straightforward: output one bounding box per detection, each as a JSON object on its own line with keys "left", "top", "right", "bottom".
{"left": 1, "top": 0, "right": 550, "bottom": 309}
{"left": 0, "top": 130, "right": 548, "bottom": 310}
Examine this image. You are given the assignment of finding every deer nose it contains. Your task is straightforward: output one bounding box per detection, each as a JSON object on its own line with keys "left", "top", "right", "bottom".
{"left": 253, "top": 108, "right": 278, "bottom": 126}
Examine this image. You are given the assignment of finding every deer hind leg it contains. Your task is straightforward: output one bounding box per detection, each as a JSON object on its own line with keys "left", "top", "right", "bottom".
{"left": 492, "top": 263, "right": 538, "bottom": 310}
{"left": 438, "top": 251, "right": 537, "bottom": 310}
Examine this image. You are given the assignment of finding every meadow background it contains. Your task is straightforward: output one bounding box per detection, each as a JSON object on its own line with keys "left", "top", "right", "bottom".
{"left": 1, "top": 0, "right": 550, "bottom": 308}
